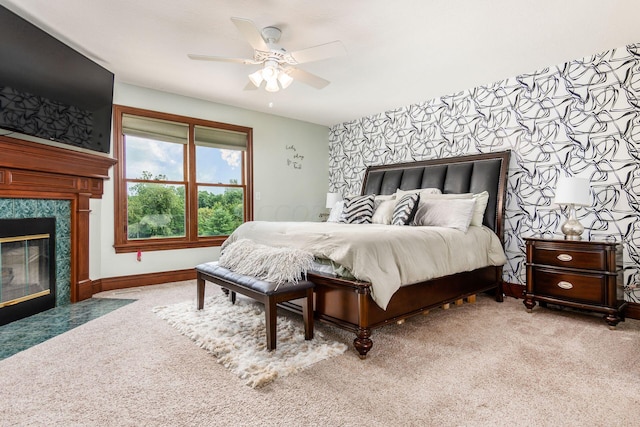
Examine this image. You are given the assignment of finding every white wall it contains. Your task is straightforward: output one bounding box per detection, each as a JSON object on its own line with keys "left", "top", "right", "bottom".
{"left": 90, "top": 83, "right": 329, "bottom": 280}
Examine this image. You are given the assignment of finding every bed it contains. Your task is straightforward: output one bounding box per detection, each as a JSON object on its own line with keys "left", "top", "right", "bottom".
{"left": 226, "top": 151, "right": 511, "bottom": 358}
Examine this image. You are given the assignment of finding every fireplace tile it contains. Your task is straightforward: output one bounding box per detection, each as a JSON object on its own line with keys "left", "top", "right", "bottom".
{"left": 56, "top": 200, "right": 71, "bottom": 218}
{"left": 56, "top": 228, "right": 71, "bottom": 260}
{"left": 37, "top": 199, "right": 57, "bottom": 217}
{"left": 55, "top": 213, "right": 71, "bottom": 236}
{"left": 0, "top": 199, "right": 13, "bottom": 217}
{"left": 14, "top": 199, "right": 37, "bottom": 218}
{"left": 56, "top": 263, "right": 71, "bottom": 306}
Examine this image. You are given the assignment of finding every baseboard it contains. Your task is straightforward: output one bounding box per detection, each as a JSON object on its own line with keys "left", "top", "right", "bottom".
{"left": 77, "top": 279, "right": 94, "bottom": 302}
{"left": 502, "top": 282, "right": 525, "bottom": 299}
{"left": 92, "top": 269, "right": 197, "bottom": 294}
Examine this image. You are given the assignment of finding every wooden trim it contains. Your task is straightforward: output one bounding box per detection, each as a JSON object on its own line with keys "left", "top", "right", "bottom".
{"left": 502, "top": 281, "right": 525, "bottom": 299}
{"left": 0, "top": 136, "right": 115, "bottom": 199}
{"left": 112, "top": 104, "right": 254, "bottom": 252}
{"left": 94, "top": 268, "right": 197, "bottom": 293}
{"left": 625, "top": 302, "right": 640, "bottom": 320}
{"left": 0, "top": 135, "right": 116, "bottom": 181}
{"left": 114, "top": 238, "right": 226, "bottom": 253}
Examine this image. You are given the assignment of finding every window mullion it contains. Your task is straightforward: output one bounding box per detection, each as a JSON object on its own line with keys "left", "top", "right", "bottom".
{"left": 187, "top": 124, "right": 198, "bottom": 241}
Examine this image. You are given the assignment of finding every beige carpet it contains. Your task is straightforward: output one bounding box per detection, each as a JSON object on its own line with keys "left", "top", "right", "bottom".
{"left": 152, "top": 293, "right": 347, "bottom": 388}
{"left": 0, "top": 280, "right": 639, "bottom": 426}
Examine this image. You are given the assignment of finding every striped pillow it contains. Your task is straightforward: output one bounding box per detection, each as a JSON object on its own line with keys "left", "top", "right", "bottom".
{"left": 392, "top": 193, "right": 420, "bottom": 225}
{"left": 340, "top": 195, "right": 375, "bottom": 224}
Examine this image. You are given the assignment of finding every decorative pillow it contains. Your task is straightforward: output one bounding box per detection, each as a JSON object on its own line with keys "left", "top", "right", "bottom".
{"left": 470, "top": 191, "right": 489, "bottom": 226}
{"left": 340, "top": 195, "right": 375, "bottom": 224}
{"left": 411, "top": 192, "right": 473, "bottom": 225}
{"left": 327, "top": 200, "right": 344, "bottom": 223}
{"left": 372, "top": 199, "right": 396, "bottom": 224}
{"left": 413, "top": 198, "right": 476, "bottom": 232}
{"left": 374, "top": 194, "right": 395, "bottom": 207}
{"left": 391, "top": 193, "right": 420, "bottom": 226}
{"left": 395, "top": 188, "right": 442, "bottom": 200}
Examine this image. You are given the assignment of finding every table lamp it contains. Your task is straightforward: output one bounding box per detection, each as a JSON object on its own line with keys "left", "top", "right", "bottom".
{"left": 553, "top": 176, "right": 591, "bottom": 240}
{"left": 326, "top": 192, "right": 342, "bottom": 209}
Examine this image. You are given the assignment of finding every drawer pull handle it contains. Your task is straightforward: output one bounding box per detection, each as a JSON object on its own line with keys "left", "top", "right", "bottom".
{"left": 557, "top": 281, "right": 574, "bottom": 290}
{"left": 557, "top": 254, "right": 573, "bottom": 262}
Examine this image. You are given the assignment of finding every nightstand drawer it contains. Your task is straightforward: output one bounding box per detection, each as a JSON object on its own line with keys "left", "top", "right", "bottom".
{"left": 532, "top": 247, "right": 605, "bottom": 270}
{"left": 534, "top": 268, "right": 604, "bottom": 304}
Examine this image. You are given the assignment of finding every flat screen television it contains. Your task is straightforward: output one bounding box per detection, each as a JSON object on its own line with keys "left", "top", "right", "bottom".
{"left": 0, "top": 6, "right": 114, "bottom": 154}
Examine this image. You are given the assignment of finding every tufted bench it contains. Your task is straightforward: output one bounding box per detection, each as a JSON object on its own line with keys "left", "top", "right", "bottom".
{"left": 195, "top": 261, "right": 314, "bottom": 350}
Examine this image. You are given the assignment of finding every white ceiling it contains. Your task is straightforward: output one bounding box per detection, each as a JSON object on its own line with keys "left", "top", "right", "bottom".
{"left": 2, "top": 0, "right": 639, "bottom": 127}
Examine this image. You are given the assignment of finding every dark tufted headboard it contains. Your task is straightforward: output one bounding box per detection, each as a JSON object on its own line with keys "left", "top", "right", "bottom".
{"left": 361, "top": 151, "right": 511, "bottom": 242}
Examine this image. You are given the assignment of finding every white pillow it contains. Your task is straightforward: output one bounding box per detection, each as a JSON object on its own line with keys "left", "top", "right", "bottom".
{"left": 421, "top": 192, "right": 473, "bottom": 199}
{"left": 411, "top": 192, "right": 472, "bottom": 225}
{"left": 327, "top": 200, "right": 344, "bottom": 223}
{"left": 395, "top": 188, "right": 442, "bottom": 200}
{"left": 413, "top": 198, "right": 476, "bottom": 232}
{"left": 470, "top": 191, "right": 489, "bottom": 227}
{"left": 372, "top": 199, "right": 396, "bottom": 224}
{"left": 374, "top": 194, "right": 395, "bottom": 208}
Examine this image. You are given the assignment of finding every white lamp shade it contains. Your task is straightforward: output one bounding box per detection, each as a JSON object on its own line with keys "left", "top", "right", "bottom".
{"left": 248, "top": 70, "right": 263, "bottom": 87}
{"left": 265, "top": 78, "right": 279, "bottom": 92}
{"left": 278, "top": 71, "right": 293, "bottom": 89}
{"left": 553, "top": 176, "right": 591, "bottom": 206}
{"left": 326, "top": 192, "right": 342, "bottom": 209}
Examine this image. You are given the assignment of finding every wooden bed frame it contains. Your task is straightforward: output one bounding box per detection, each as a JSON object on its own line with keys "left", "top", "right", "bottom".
{"left": 282, "top": 150, "right": 511, "bottom": 358}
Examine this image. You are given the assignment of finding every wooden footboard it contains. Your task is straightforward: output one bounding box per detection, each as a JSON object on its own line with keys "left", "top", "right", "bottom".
{"left": 281, "top": 266, "right": 503, "bottom": 358}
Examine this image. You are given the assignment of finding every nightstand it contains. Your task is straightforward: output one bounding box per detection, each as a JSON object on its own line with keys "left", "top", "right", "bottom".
{"left": 523, "top": 237, "right": 626, "bottom": 328}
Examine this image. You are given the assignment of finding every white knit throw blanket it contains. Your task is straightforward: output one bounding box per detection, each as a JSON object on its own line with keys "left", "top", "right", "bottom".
{"left": 218, "top": 238, "right": 314, "bottom": 285}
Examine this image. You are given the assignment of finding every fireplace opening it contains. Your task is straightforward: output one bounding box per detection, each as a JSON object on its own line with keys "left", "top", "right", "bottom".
{"left": 0, "top": 217, "right": 56, "bottom": 326}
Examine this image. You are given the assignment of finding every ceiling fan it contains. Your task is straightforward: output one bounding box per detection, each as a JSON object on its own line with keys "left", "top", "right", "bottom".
{"left": 188, "top": 17, "right": 347, "bottom": 92}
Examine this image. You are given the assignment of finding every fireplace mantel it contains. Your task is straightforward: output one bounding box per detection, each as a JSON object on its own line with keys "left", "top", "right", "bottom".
{"left": 0, "top": 135, "right": 117, "bottom": 302}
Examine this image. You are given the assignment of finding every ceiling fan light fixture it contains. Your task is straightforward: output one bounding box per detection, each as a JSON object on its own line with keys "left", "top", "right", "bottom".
{"left": 248, "top": 70, "right": 263, "bottom": 87}
{"left": 265, "top": 78, "right": 280, "bottom": 92}
{"left": 278, "top": 70, "right": 293, "bottom": 89}
{"left": 261, "top": 65, "right": 278, "bottom": 82}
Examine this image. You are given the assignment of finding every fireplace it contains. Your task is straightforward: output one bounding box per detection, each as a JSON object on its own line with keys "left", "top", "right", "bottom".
{"left": 0, "top": 217, "right": 56, "bottom": 326}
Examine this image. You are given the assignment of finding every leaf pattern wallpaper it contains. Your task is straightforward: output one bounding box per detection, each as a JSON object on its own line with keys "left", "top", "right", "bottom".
{"left": 328, "top": 43, "right": 640, "bottom": 302}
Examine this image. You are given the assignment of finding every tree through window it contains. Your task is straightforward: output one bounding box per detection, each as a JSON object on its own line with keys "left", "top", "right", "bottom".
{"left": 113, "top": 105, "right": 253, "bottom": 253}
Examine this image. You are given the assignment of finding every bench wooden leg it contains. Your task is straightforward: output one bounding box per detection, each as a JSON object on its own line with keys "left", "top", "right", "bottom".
{"left": 303, "top": 288, "right": 314, "bottom": 341}
{"left": 197, "top": 276, "right": 205, "bottom": 310}
{"left": 265, "top": 298, "right": 277, "bottom": 351}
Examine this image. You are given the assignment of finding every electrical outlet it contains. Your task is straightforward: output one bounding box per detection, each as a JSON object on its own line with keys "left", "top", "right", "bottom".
{"left": 255, "top": 192, "right": 261, "bottom": 201}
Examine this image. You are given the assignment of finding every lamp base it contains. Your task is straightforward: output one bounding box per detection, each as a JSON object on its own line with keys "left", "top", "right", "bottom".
{"left": 561, "top": 205, "right": 584, "bottom": 240}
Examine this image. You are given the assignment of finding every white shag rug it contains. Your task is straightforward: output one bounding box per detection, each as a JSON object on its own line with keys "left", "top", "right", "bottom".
{"left": 152, "top": 293, "right": 348, "bottom": 388}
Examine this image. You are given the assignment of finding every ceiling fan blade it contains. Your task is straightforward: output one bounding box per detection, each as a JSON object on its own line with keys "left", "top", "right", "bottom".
{"left": 289, "top": 41, "right": 347, "bottom": 64}
{"left": 231, "top": 17, "right": 269, "bottom": 52}
{"left": 187, "top": 54, "right": 257, "bottom": 65}
{"left": 287, "top": 67, "right": 330, "bottom": 89}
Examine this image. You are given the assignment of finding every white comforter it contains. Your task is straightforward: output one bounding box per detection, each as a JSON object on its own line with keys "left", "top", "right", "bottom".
{"left": 223, "top": 221, "right": 507, "bottom": 310}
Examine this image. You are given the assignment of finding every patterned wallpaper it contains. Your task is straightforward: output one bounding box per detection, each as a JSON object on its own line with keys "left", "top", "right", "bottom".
{"left": 328, "top": 43, "right": 640, "bottom": 302}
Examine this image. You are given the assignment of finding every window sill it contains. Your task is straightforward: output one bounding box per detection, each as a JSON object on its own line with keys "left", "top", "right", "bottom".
{"left": 114, "top": 237, "right": 227, "bottom": 253}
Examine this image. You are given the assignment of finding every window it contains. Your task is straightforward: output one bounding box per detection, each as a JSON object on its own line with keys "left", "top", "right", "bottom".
{"left": 113, "top": 105, "right": 253, "bottom": 253}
